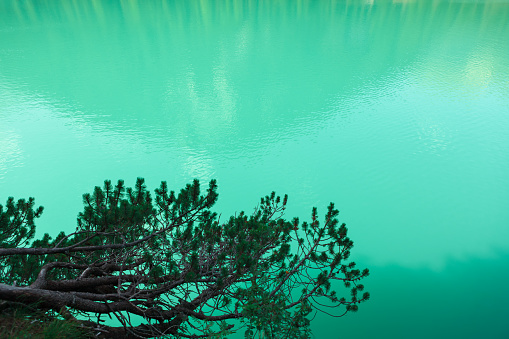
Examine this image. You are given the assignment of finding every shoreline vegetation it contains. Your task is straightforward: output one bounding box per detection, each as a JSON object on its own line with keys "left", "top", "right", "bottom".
{"left": 0, "top": 304, "right": 91, "bottom": 338}
{"left": 0, "top": 178, "right": 368, "bottom": 338}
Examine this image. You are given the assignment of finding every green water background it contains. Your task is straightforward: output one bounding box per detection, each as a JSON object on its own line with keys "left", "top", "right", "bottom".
{"left": 1, "top": 0, "right": 508, "bottom": 337}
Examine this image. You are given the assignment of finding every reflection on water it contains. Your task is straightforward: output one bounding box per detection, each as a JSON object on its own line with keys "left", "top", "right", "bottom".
{"left": 1, "top": 0, "right": 508, "bottom": 338}
{"left": 0, "top": 130, "right": 23, "bottom": 180}
{"left": 323, "top": 251, "right": 509, "bottom": 339}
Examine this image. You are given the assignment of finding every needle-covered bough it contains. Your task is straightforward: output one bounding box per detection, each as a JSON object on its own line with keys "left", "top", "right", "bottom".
{"left": 0, "top": 178, "right": 369, "bottom": 338}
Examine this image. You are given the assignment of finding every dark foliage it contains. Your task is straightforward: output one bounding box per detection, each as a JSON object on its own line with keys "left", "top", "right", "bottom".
{"left": 0, "top": 179, "right": 369, "bottom": 338}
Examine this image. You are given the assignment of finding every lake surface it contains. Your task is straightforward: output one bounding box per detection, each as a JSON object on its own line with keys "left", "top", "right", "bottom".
{"left": 1, "top": 0, "right": 508, "bottom": 337}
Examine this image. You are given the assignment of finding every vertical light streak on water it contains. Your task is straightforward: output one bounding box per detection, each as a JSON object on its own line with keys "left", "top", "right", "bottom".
{"left": 1, "top": 0, "right": 508, "bottom": 337}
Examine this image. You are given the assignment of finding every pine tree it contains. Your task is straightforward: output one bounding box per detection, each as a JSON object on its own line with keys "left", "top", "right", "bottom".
{"left": 0, "top": 179, "right": 369, "bottom": 338}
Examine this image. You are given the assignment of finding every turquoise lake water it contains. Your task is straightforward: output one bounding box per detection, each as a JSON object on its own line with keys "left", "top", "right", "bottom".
{"left": 1, "top": 0, "right": 508, "bottom": 337}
